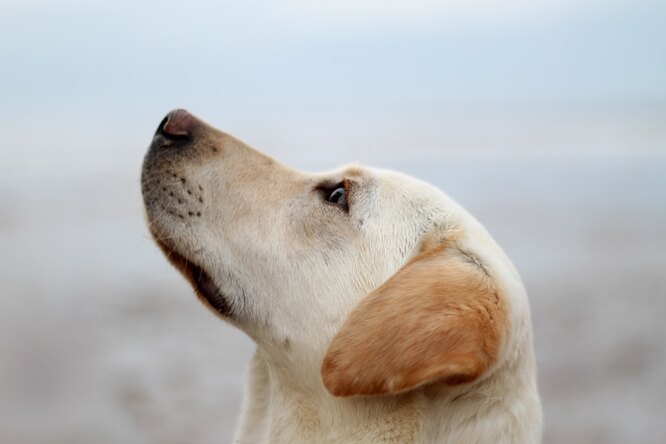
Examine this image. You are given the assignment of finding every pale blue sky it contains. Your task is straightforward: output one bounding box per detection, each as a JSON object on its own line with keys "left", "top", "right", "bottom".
{"left": 1, "top": 0, "right": 664, "bottom": 172}
{"left": 1, "top": 0, "right": 665, "bottom": 112}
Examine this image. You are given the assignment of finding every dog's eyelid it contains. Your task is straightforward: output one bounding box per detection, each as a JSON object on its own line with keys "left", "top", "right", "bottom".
{"left": 316, "top": 178, "right": 347, "bottom": 190}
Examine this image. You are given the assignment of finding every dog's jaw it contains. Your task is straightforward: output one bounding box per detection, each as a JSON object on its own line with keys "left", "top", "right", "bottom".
{"left": 150, "top": 236, "right": 233, "bottom": 318}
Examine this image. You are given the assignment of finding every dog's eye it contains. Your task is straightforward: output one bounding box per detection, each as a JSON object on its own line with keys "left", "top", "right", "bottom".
{"left": 321, "top": 181, "right": 349, "bottom": 212}
{"left": 328, "top": 187, "right": 346, "bottom": 206}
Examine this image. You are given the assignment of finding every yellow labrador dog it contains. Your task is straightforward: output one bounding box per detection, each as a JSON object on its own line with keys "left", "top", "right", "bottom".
{"left": 141, "top": 110, "right": 542, "bottom": 443}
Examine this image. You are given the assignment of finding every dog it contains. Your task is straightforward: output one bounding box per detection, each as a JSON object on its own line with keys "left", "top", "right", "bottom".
{"left": 141, "top": 109, "right": 542, "bottom": 443}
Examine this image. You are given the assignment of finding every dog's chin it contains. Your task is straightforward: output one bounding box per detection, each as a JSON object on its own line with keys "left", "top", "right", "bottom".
{"left": 153, "top": 237, "right": 233, "bottom": 317}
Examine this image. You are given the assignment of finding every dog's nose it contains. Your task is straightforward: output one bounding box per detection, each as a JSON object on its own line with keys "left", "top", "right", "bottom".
{"left": 158, "top": 109, "right": 195, "bottom": 139}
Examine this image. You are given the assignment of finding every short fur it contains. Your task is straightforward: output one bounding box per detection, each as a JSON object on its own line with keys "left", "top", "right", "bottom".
{"left": 141, "top": 110, "right": 542, "bottom": 443}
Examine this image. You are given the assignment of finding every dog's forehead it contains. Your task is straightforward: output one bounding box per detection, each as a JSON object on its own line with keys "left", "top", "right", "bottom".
{"left": 364, "top": 168, "right": 449, "bottom": 213}
{"left": 329, "top": 166, "right": 455, "bottom": 253}
{"left": 323, "top": 165, "right": 442, "bottom": 200}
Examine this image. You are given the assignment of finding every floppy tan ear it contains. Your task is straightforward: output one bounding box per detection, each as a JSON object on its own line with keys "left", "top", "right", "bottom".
{"left": 321, "top": 241, "right": 507, "bottom": 397}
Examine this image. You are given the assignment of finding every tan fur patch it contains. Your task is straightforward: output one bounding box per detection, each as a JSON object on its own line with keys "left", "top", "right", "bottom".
{"left": 321, "top": 241, "right": 508, "bottom": 397}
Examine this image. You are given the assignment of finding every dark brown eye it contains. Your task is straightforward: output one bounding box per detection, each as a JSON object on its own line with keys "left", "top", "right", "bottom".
{"left": 320, "top": 181, "right": 349, "bottom": 212}
{"left": 328, "top": 187, "right": 346, "bottom": 206}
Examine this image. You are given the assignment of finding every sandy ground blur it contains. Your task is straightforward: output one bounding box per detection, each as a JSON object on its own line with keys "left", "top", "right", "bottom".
{"left": 1, "top": 108, "right": 665, "bottom": 443}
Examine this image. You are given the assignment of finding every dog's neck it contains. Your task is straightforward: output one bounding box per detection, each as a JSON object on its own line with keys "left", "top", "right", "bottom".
{"left": 233, "top": 342, "right": 541, "bottom": 444}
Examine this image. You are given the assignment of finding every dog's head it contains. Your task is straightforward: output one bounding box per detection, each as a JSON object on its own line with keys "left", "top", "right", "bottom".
{"left": 142, "top": 110, "right": 528, "bottom": 397}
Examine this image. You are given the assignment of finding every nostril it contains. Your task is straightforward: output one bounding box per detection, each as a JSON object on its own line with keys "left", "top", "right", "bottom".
{"left": 157, "top": 115, "right": 169, "bottom": 133}
{"left": 158, "top": 109, "right": 194, "bottom": 139}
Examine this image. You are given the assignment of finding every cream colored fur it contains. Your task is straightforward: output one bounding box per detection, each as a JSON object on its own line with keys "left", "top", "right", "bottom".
{"left": 141, "top": 111, "right": 542, "bottom": 443}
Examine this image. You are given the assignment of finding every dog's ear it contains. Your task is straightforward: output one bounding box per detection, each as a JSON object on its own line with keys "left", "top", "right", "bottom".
{"left": 321, "top": 239, "right": 508, "bottom": 397}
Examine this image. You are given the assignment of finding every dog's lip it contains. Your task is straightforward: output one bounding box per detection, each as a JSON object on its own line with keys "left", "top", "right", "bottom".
{"left": 153, "top": 238, "right": 232, "bottom": 317}
{"left": 190, "top": 264, "right": 233, "bottom": 317}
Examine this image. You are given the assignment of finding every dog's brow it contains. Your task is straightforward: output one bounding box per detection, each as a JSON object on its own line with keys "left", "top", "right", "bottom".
{"left": 344, "top": 166, "right": 364, "bottom": 178}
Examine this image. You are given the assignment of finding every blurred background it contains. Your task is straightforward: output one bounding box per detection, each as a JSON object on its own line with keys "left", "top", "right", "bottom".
{"left": 1, "top": 1, "right": 665, "bottom": 443}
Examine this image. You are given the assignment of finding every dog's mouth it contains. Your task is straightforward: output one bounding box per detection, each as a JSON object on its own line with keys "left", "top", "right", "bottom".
{"left": 154, "top": 238, "right": 232, "bottom": 317}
